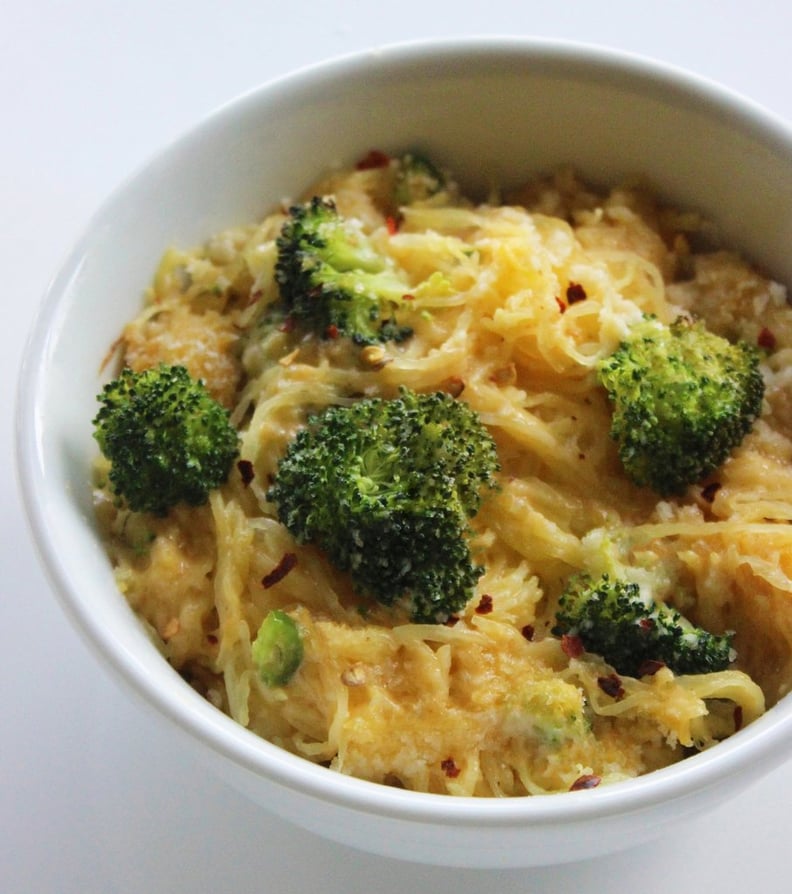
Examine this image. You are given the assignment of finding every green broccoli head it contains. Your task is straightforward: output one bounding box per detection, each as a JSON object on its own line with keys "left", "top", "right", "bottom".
{"left": 553, "top": 572, "right": 734, "bottom": 677}
{"left": 597, "top": 317, "right": 765, "bottom": 496}
{"left": 267, "top": 387, "right": 500, "bottom": 623}
{"left": 93, "top": 363, "right": 240, "bottom": 516}
{"left": 393, "top": 152, "right": 447, "bottom": 206}
{"left": 274, "top": 195, "right": 414, "bottom": 346}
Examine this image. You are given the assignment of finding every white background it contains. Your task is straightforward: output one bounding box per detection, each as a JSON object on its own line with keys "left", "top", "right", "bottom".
{"left": 3, "top": 2, "right": 791, "bottom": 891}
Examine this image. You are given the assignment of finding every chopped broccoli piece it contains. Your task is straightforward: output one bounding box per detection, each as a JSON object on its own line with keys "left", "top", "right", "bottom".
{"left": 505, "top": 678, "right": 590, "bottom": 747}
{"left": 553, "top": 572, "right": 734, "bottom": 677}
{"left": 394, "top": 152, "right": 447, "bottom": 206}
{"left": 275, "top": 195, "right": 414, "bottom": 346}
{"left": 252, "top": 609, "right": 304, "bottom": 687}
{"left": 267, "top": 387, "right": 500, "bottom": 623}
{"left": 597, "top": 317, "right": 765, "bottom": 495}
{"left": 93, "top": 363, "right": 240, "bottom": 516}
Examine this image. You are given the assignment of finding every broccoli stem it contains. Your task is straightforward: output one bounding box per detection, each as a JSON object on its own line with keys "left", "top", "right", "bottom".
{"left": 252, "top": 610, "right": 304, "bottom": 687}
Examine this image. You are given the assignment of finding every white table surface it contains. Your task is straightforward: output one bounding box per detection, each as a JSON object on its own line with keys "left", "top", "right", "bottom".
{"left": 4, "top": 2, "right": 791, "bottom": 891}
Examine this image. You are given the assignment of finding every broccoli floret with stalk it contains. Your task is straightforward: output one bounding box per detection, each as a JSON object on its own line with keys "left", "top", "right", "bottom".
{"left": 275, "top": 195, "right": 414, "bottom": 346}
{"left": 267, "top": 387, "right": 500, "bottom": 623}
{"left": 596, "top": 316, "right": 764, "bottom": 496}
{"left": 252, "top": 610, "right": 304, "bottom": 687}
{"left": 93, "top": 363, "right": 240, "bottom": 516}
{"left": 394, "top": 152, "right": 447, "bottom": 206}
{"left": 553, "top": 572, "right": 734, "bottom": 677}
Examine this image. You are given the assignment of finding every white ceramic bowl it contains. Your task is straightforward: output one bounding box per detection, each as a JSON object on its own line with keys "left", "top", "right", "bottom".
{"left": 17, "top": 37, "right": 792, "bottom": 868}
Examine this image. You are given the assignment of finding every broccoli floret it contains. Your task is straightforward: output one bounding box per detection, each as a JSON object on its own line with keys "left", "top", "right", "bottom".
{"left": 553, "top": 572, "right": 734, "bottom": 677}
{"left": 394, "top": 152, "right": 447, "bottom": 206}
{"left": 275, "top": 195, "right": 414, "bottom": 346}
{"left": 267, "top": 387, "right": 499, "bottom": 623}
{"left": 93, "top": 363, "right": 240, "bottom": 516}
{"left": 252, "top": 610, "right": 304, "bottom": 687}
{"left": 597, "top": 317, "right": 764, "bottom": 495}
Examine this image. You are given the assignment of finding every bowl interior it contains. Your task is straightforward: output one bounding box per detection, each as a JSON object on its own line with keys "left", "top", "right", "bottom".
{"left": 17, "top": 37, "right": 792, "bottom": 865}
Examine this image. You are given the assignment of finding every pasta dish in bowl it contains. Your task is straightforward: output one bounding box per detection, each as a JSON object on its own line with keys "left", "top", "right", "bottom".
{"left": 93, "top": 155, "right": 786, "bottom": 797}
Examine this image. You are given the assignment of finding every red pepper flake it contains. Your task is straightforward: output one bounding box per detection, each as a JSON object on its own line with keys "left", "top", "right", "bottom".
{"left": 261, "top": 552, "right": 298, "bottom": 589}
{"left": 325, "top": 323, "right": 340, "bottom": 339}
{"left": 475, "top": 594, "right": 494, "bottom": 614}
{"left": 206, "top": 633, "right": 218, "bottom": 645}
{"left": 237, "top": 459, "right": 255, "bottom": 486}
{"left": 555, "top": 296, "right": 567, "bottom": 314}
{"left": 385, "top": 215, "right": 399, "bottom": 235}
{"left": 441, "top": 757, "right": 461, "bottom": 778}
{"left": 701, "top": 481, "right": 722, "bottom": 503}
{"left": 597, "top": 673, "right": 625, "bottom": 699}
{"left": 278, "top": 315, "right": 296, "bottom": 333}
{"left": 566, "top": 282, "right": 587, "bottom": 304}
{"left": 638, "top": 617, "right": 655, "bottom": 632}
{"left": 444, "top": 615, "right": 460, "bottom": 627}
{"left": 561, "top": 633, "right": 585, "bottom": 658}
{"left": 356, "top": 149, "right": 391, "bottom": 170}
{"left": 758, "top": 327, "right": 777, "bottom": 350}
{"left": 734, "top": 705, "right": 744, "bottom": 731}
{"left": 570, "top": 774, "right": 601, "bottom": 791}
{"left": 402, "top": 293, "right": 415, "bottom": 301}
{"left": 637, "top": 659, "right": 666, "bottom": 677}
{"left": 521, "top": 624, "right": 535, "bottom": 641}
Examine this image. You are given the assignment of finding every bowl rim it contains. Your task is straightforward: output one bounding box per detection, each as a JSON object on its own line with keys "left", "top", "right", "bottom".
{"left": 16, "top": 33, "right": 792, "bottom": 828}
